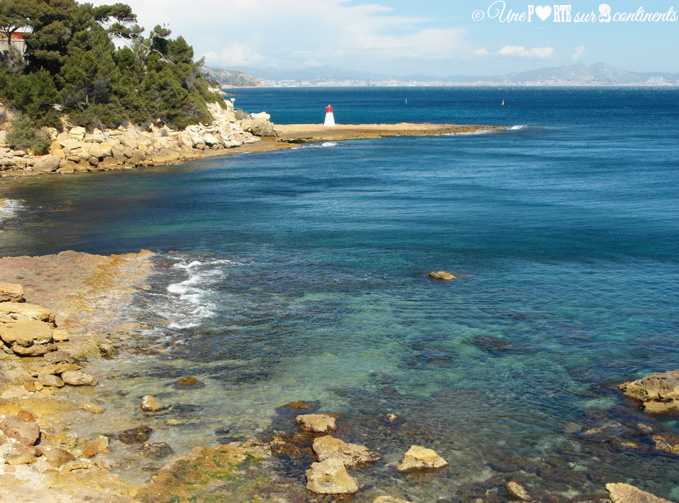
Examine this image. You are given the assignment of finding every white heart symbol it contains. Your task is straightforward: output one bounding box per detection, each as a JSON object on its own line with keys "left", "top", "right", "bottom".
{"left": 536, "top": 5, "right": 552, "bottom": 21}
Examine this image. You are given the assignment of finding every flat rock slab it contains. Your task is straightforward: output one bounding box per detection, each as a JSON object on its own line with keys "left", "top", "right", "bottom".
{"left": 0, "top": 319, "right": 54, "bottom": 347}
{"left": 275, "top": 123, "right": 505, "bottom": 143}
{"left": 312, "top": 436, "right": 380, "bottom": 466}
{"left": 0, "top": 302, "right": 56, "bottom": 324}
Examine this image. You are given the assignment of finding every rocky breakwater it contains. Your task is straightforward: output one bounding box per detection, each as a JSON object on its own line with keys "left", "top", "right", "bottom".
{"left": 0, "top": 101, "right": 278, "bottom": 175}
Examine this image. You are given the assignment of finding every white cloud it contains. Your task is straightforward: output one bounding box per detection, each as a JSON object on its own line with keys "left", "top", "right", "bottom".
{"left": 474, "top": 45, "right": 555, "bottom": 59}
{"left": 88, "top": 0, "right": 471, "bottom": 71}
{"left": 572, "top": 45, "right": 585, "bottom": 61}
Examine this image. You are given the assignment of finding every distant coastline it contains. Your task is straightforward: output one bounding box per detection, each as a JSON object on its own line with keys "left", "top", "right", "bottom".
{"left": 220, "top": 62, "right": 679, "bottom": 88}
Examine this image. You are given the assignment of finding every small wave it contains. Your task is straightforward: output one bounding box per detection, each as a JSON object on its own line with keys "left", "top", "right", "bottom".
{"left": 509, "top": 125, "right": 528, "bottom": 130}
{"left": 448, "top": 129, "right": 497, "bottom": 136}
{"left": 141, "top": 257, "right": 239, "bottom": 331}
{"left": 321, "top": 141, "right": 339, "bottom": 147}
{"left": 0, "top": 199, "right": 23, "bottom": 224}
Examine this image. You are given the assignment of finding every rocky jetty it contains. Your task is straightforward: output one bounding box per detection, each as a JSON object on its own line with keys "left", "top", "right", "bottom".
{"left": 619, "top": 370, "right": 679, "bottom": 414}
{"left": 0, "top": 101, "right": 277, "bottom": 175}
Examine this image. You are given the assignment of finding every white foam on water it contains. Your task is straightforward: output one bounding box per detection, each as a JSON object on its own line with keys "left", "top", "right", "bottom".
{"left": 0, "top": 199, "right": 23, "bottom": 224}
{"left": 509, "top": 124, "right": 528, "bottom": 130}
{"left": 321, "top": 141, "right": 339, "bottom": 147}
{"left": 152, "top": 257, "right": 239, "bottom": 330}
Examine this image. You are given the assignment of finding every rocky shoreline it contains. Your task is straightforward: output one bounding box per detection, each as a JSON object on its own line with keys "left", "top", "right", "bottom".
{"left": 1, "top": 102, "right": 507, "bottom": 177}
{"left": 0, "top": 250, "right": 677, "bottom": 502}
{"left": 0, "top": 102, "right": 282, "bottom": 177}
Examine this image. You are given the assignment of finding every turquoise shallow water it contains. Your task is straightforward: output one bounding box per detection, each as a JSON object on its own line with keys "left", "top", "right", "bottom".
{"left": 2, "top": 88, "right": 679, "bottom": 499}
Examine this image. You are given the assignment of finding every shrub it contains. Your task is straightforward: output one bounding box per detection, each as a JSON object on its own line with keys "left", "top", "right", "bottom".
{"left": 6, "top": 116, "right": 52, "bottom": 155}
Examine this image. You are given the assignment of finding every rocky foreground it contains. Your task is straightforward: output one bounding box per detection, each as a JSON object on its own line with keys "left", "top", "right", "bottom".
{"left": 0, "top": 251, "right": 677, "bottom": 502}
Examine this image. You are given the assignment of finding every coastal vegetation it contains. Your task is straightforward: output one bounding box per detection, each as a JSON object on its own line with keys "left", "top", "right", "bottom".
{"left": 0, "top": 0, "right": 223, "bottom": 153}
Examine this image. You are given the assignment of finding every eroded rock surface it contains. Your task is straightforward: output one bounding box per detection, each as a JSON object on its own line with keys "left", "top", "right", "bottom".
{"left": 395, "top": 445, "right": 448, "bottom": 471}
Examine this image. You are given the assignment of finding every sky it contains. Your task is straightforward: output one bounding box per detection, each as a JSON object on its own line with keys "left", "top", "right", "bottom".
{"left": 89, "top": 0, "right": 679, "bottom": 77}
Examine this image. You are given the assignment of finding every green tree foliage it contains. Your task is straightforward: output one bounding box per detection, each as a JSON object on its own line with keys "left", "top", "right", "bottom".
{"left": 0, "top": 0, "right": 222, "bottom": 131}
{"left": 6, "top": 115, "right": 52, "bottom": 154}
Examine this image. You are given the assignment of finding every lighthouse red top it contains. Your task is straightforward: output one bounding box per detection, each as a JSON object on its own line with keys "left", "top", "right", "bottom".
{"left": 326, "top": 105, "right": 333, "bottom": 113}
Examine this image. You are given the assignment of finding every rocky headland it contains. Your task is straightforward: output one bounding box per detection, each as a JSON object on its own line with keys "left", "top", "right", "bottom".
{"left": 0, "top": 102, "right": 281, "bottom": 176}
{"left": 1, "top": 103, "right": 507, "bottom": 177}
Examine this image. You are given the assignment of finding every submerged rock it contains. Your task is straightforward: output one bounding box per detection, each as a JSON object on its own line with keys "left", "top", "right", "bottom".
{"left": 119, "top": 426, "right": 153, "bottom": 444}
{"left": 396, "top": 445, "right": 448, "bottom": 471}
{"left": 140, "top": 442, "right": 174, "bottom": 459}
{"left": 79, "top": 402, "right": 105, "bottom": 414}
{"left": 606, "top": 483, "right": 672, "bottom": 503}
{"left": 428, "top": 271, "right": 456, "bottom": 281}
{"left": 177, "top": 376, "right": 198, "bottom": 387}
{"left": 374, "top": 497, "right": 412, "bottom": 503}
{"left": 507, "top": 481, "right": 532, "bottom": 501}
{"left": 83, "top": 436, "right": 110, "bottom": 458}
{"left": 305, "top": 458, "right": 359, "bottom": 494}
{"left": 296, "top": 413, "right": 336, "bottom": 433}
{"left": 141, "top": 395, "right": 164, "bottom": 412}
{"left": 312, "top": 435, "right": 380, "bottom": 466}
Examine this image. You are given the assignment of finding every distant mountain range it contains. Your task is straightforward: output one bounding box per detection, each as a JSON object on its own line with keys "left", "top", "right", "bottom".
{"left": 205, "top": 63, "right": 679, "bottom": 87}
{"left": 201, "top": 67, "right": 262, "bottom": 88}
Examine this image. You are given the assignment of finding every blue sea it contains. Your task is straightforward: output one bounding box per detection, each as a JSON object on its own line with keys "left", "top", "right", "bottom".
{"left": 2, "top": 87, "right": 679, "bottom": 500}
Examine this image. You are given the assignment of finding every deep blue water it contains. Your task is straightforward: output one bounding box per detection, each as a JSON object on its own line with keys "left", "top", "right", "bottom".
{"left": 2, "top": 87, "right": 679, "bottom": 500}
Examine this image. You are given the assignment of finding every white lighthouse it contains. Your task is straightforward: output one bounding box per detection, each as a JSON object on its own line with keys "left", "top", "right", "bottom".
{"left": 324, "top": 105, "right": 336, "bottom": 127}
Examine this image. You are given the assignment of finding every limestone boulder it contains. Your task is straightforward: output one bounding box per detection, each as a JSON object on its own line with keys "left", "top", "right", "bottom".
{"left": 45, "top": 448, "right": 76, "bottom": 467}
{"left": 620, "top": 371, "right": 679, "bottom": 402}
{"left": 69, "top": 126, "right": 86, "bottom": 141}
{"left": 395, "top": 445, "right": 448, "bottom": 471}
{"left": 0, "top": 319, "right": 54, "bottom": 347}
{"left": 32, "top": 155, "right": 61, "bottom": 173}
{"left": 0, "top": 415, "right": 41, "bottom": 446}
{"left": 12, "top": 343, "right": 56, "bottom": 356}
{"left": 606, "top": 483, "right": 671, "bottom": 503}
{"left": 296, "top": 413, "right": 336, "bottom": 433}
{"left": 38, "top": 374, "right": 65, "bottom": 388}
{"left": 306, "top": 458, "right": 359, "bottom": 494}
{"left": 61, "top": 370, "right": 98, "bottom": 386}
{"left": 312, "top": 436, "right": 380, "bottom": 466}
{"left": 32, "top": 362, "right": 82, "bottom": 376}
{"left": 0, "top": 282, "right": 24, "bottom": 302}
